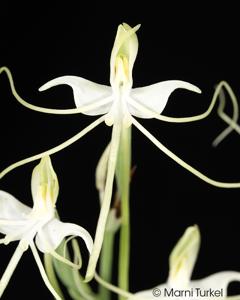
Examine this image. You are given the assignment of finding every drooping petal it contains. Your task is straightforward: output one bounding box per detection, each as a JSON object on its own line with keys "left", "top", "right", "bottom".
{"left": 0, "top": 190, "right": 31, "bottom": 238}
{"left": 129, "top": 81, "right": 201, "bottom": 118}
{"left": 31, "top": 156, "right": 59, "bottom": 214}
{"left": 168, "top": 225, "right": 200, "bottom": 288}
{"left": 35, "top": 218, "right": 93, "bottom": 254}
{"left": 0, "top": 190, "right": 31, "bottom": 220}
{"left": 39, "top": 76, "right": 113, "bottom": 115}
{"left": 190, "top": 271, "right": 240, "bottom": 297}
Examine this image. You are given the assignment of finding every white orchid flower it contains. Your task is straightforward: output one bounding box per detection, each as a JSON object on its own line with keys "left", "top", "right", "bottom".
{"left": 1, "top": 24, "right": 240, "bottom": 281}
{"left": 129, "top": 225, "right": 240, "bottom": 300}
{"left": 0, "top": 156, "right": 93, "bottom": 299}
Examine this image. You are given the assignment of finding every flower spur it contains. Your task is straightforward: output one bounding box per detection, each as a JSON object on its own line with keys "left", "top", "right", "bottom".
{"left": 0, "top": 23, "right": 240, "bottom": 281}
{"left": 0, "top": 156, "right": 93, "bottom": 299}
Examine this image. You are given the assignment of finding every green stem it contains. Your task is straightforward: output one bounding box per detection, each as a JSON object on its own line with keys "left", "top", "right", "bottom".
{"left": 99, "top": 229, "right": 116, "bottom": 300}
{"left": 116, "top": 126, "right": 132, "bottom": 300}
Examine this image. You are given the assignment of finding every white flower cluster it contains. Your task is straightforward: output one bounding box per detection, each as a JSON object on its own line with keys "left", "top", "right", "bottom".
{"left": 1, "top": 23, "right": 240, "bottom": 300}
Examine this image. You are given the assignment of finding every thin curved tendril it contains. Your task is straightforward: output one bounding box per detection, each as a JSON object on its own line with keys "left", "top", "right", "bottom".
{"left": 50, "top": 235, "right": 87, "bottom": 270}
{"left": 132, "top": 117, "right": 240, "bottom": 188}
{"left": 72, "top": 239, "right": 82, "bottom": 267}
{"left": 0, "top": 115, "right": 105, "bottom": 180}
{"left": 49, "top": 249, "right": 81, "bottom": 270}
{"left": 128, "top": 81, "right": 236, "bottom": 125}
{"left": 30, "top": 242, "right": 62, "bottom": 300}
{"left": 71, "top": 240, "right": 95, "bottom": 300}
{"left": 0, "top": 66, "right": 112, "bottom": 115}
{"left": 217, "top": 111, "right": 240, "bottom": 135}
{"left": 38, "top": 228, "right": 82, "bottom": 269}
{"left": 211, "top": 89, "right": 229, "bottom": 146}
{"left": 0, "top": 241, "right": 26, "bottom": 297}
{"left": 62, "top": 236, "right": 81, "bottom": 266}
{"left": 94, "top": 272, "right": 138, "bottom": 299}
{"left": 212, "top": 83, "right": 239, "bottom": 146}
{"left": 85, "top": 122, "right": 121, "bottom": 281}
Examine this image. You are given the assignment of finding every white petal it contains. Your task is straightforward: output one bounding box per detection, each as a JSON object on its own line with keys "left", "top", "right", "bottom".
{"left": 35, "top": 218, "right": 93, "bottom": 254}
{"left": 0, "top": 191, "right": 31, "bottom": 220}
{"left": 190, "top": 271, "right": 240, "bottom": 297}
{"left": 39, "top": 76, "right": 112, "bottom": 115}
{"left": 129, "top": 81, "right": 201, "bottom": 118}
{"left": 168, "top": 225, "right": 200, "bottom": 288}
{"left": 0, "top": 190, "right": 31, "bottom": 237}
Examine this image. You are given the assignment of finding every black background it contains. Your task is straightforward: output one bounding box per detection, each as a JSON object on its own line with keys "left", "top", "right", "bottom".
{"left": 1, "top": 2, "right": 240, "bottom": 299}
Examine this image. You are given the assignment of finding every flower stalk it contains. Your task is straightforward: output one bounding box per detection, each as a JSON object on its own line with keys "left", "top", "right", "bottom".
{"left": 99, "top": 227, "right": 117, "bottom": 300}
{"left": 116, "top": 125, "right": 132, "bottom": 300}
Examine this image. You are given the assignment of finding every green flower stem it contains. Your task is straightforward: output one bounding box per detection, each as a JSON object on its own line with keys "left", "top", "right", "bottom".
{"left": 99, "top": 229, "right": 117, "bottom": 300}
{"left": 116, "top": 125, "right": 132, "bottom": 300}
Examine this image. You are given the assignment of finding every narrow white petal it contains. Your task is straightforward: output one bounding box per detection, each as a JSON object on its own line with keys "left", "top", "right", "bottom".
{"left": 190, "top": 271, "right": 240, "bottom": 297}
{"left": 30, "top": 242, "right": 62, "bottom": 300}
{"left": 0, "top": 191, "right": 31, "bottom": 236}
{"left": 0, "top": 241, "right": 27, "bottom": 298}
{"left": 129, "top": 81, "right": 201, "bottom": 118}
{"left": 35, "top": 218, "right": 93, "bottom": 254}
{"left": 39, "top": 76, "right": 112, "bottom": 116}
{"left": 0, "top": 116, "right": 105, "bottom": 181}
{"left": 132, "top": 117, "right": 240, "bottom": 188}
{"left": 85, "top": 122, "right": 121, "bottom": 281}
